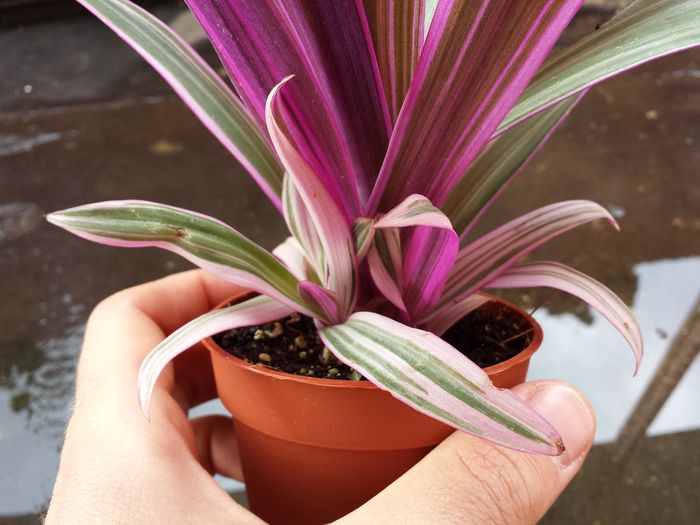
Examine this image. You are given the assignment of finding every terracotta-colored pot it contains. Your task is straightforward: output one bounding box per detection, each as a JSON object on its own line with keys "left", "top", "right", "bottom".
{"left": 204, "top": 291, "right": 542, "bottom": 525}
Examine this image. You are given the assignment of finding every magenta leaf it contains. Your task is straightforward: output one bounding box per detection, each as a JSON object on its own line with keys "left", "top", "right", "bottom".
{"left": 487, "top": 261, "right": 643, "bottom": 373}
{"left": 369, "top": 0, "right": 583, "bottom": 212}
{"left": 298, "top": 281, "right": 340, "bottom": 325}
{"left": 371, "top": 194, "right": 459, "bottom": 320}
{"left": 320, "top": 312, "right": 563, "bottom": 455}
{"left": 185, "top": 0, "right": 390, "bottom": 212}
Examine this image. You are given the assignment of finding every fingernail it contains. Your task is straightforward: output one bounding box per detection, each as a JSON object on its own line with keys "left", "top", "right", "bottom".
{"left": 520, "top": 382, "right": 596, "bottom": 468}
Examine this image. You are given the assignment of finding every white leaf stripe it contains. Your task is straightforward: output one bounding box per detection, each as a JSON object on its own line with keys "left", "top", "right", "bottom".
{"left": 76, "top": 0, "right": 283, "bottom": 202}
{"left": 139, "top": 295, "right": 293, "bottom": 416}
{"left": 487, "top": 261, "right": 643, "bottom": 373}
{"left": 321, "top": 312, "right": 563, "bottom": 454}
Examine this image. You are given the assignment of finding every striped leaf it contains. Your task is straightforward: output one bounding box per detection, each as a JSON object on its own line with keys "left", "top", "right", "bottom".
{"left": 362, "top": 0, "right": 426, "bottom": 123}
{"left": 424, "top": 200, "right": 617, "bottom": 324}
{"left": 443, "top": 94, "right": 584, "bottom": 239}
{"left": 368, "top": 0, "right": 583, "bottom": 212}
{"left": 75, "top": 0, "right": 283, "bottom": 206}
{"left": 487, "top": 261, "right": 643, "bottom": 373}
{"left": 352, "top": 217, "right": 376, "bottom": 261}
{"left": 500, "top": 0, "right": 700, "bottom": 134}
{"left": 320, "top": 312, "right": 563, "bottom": 455}
{"left": 139, "top": 295, "right": 293, "bottom": 416}
{"left": 47, "top": 201, "right": 311, "bottom": 314}
{"left": 266, "top": 77, "right": 357, "bottom": 320}
{"left": 185, "top": 0, "right": 389, "bottom": 213}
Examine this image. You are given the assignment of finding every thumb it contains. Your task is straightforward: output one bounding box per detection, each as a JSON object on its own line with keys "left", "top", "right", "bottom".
{"left": 337, "top": 381, "right": 595, "bottom": 525}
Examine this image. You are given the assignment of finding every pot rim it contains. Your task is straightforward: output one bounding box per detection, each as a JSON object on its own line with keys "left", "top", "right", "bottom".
{"left": 203, "top": 291, "right": 542, "bottom": 390}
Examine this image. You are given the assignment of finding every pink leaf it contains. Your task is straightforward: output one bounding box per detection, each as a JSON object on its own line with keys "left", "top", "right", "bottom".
{"left": 487, "top": 261, "right": 643, "bottom": 374}
{"left": 369, "top": 0, "right": 583, "bottom": 212}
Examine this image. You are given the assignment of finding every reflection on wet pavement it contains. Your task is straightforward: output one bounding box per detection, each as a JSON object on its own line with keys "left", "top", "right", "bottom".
{"left": 1, "top": 4, "right": 698, "bottom": 523}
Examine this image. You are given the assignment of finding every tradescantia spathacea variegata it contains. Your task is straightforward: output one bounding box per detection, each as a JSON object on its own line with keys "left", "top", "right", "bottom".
{"left": 48, "top": 0, "right": 700, "bottom": 455}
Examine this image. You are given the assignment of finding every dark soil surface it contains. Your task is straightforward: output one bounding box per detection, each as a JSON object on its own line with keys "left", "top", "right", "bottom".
{"left": 214, "top": 301, "right": 533, "bottom": 379}
{"left": 442, "top": 302, "right": 534, "bottom": 368}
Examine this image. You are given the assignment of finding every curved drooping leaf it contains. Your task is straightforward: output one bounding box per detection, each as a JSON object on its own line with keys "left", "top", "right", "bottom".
{"left": 424, "top": 200, "right": 617, "bottom": 323}
{"left": 75, "top": 0, "right": 283, "bottom": 206}
{"left": 362, "top": 0, "right": 426, "bottom": 123}
{"left": 185, "top": 0, "right": 389, "bottom": 212}
{"left": 139, "top": 295, "right": 293, "bottom": 416}
{"left": 374, "top": 193, "right": 453, "bottom": 230}
{"left": 500, "top": 0, "right": 700, "bottom": 134}
{"left": 320, "top": 312, "right": 563, "bottom": 455}
{"left": 47, "top": 201, "right": 311, "bottom": 315}
{"left": 487, "top": 261, "right": 643, "bottom": 373}
{"left": 266, "top": 78, "right": 357, "bottom": 320}
{"left": 443, "top": 94, "right": 584, "bottom": 239}
{"left": 368, "top": 0, "right": 583, "bottom": 212}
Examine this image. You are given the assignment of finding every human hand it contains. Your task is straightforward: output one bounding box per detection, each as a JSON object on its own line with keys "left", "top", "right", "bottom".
{"left": 46, "top": 270, "right": 595, "bottom": 525}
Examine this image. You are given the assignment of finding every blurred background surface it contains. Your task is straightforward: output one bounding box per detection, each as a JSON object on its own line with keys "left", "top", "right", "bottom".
{"left": 0, "top": 1, "right": 698, "bottom": 523}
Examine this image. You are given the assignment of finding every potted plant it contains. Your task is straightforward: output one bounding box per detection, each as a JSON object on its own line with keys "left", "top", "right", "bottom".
{"left": 47, "top": 0, "right": 699, "bottom": 523}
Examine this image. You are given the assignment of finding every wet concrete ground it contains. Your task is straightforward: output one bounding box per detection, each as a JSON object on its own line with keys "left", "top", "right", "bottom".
{"left": 1, "top": 4, "right": 699, "bottom": 524}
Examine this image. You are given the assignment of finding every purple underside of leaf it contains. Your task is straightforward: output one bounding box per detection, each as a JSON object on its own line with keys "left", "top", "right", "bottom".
{"left": 185, "top": 0, "right": 390, "bottom": 211}
{"left": 320, "top": 312, "right": 563, "bottom": 455}
{"left": 486, "top": 261, "right": 643, "bottom": 374}
{"left": 362, "top": 0, "right": 425, "bottom": 124}
{"left": 139, "top": 295, "right": 294, "bottom": 416}
{"left": 372, "top": 194, "right": 459, "bottom": 320}
{"left": 266, "top": 77, "right": 357, "bottom": 320}
{"left": 367, "top": 228, "right": 407, "bottom": 313}
{"left": 423, "top": 200, "right": 617, "bottom": 325}
{"left": 298, "top": 281, "right": 340, "bottom": 325}
{"left": 368, "top": 0, "right": 584, "bottom": 213}
{"left": 400, "top": 226, "right": 459, "bottom": 321}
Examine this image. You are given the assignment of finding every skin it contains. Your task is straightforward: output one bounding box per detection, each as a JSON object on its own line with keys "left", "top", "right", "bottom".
{"left": 46, "top": 270, "right": 595, "bottom": 524}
